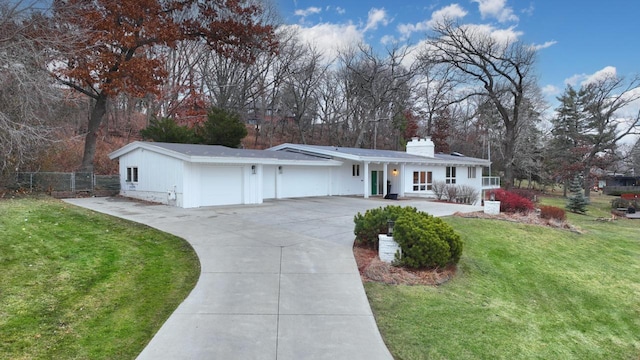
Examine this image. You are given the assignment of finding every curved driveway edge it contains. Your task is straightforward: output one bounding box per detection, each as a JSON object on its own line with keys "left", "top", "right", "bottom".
{"left": 63, "top": 196, "right": 483, "bottom": 359}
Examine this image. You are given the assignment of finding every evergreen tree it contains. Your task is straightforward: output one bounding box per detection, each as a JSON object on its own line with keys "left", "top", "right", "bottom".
{"left": 140, "top": 117, "right": 196, "bottom": 143}
{"left": 195, "top": 107, "right": 248, "bottom": 148}
{"left": 629, "top": 137, "right": 640, "bottom": 176}
{"left": 566, "top": 176, "right": 589, "bottom": 214}
{"left": 546, "top": 86, "right": 586, "bottom": 196}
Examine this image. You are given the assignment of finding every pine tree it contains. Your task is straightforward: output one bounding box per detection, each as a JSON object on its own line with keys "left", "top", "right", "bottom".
{"left": 566, "top": 176, "right": 589, "bottom": 214}
{"left": 195, "top": 107, "right": 248, "bottom": 148}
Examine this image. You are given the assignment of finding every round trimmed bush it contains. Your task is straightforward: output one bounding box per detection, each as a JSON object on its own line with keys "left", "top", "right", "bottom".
{"left": 353, "top": 205, "right": 419, "bottom": 248}
{"left": 393, "top": 211, "right": 463, "bottom": 269}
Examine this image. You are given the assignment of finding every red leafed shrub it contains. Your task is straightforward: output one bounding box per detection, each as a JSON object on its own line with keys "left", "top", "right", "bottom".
{"left": 490, "top": 189, "right": 535, "bottom": 213}
{"left": 539, "top": 205, "right": 566, "bottom": 221}
{"left": 510, "top": 188, "right": 538, "bottom": 202}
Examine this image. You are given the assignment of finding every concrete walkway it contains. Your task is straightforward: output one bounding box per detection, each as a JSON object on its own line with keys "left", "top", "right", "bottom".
{"left": 64, "top": 196, "right": 483, "bottom": 360}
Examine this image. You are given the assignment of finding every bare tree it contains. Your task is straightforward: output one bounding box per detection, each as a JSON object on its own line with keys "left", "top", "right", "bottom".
{"left": 422, "top": 19, "right": 538, "bottom": 187}
{"left": 0, "top": 1, "right": 68, "bottom": 176}
{"left": 277, "top": 44, "right": 328, "bottom": 144}
{"left": 413, "top": 62, "right": 460, "bottom": 136}
{"left": 338, "top": 44, "right": 415, "bottom": 148}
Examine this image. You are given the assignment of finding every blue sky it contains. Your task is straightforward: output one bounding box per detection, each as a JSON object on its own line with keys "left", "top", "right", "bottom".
{"left": 275, "top": 0, "right": 640, "bottom": 104}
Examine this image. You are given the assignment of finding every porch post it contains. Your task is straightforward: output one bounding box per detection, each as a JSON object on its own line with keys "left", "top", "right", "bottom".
{"left": 383, "top": 162, "right": 389, "bottom": 197}
{"left": 363, "top": 161, "right": 370, "bottom": 199}
{"left": 399, "top": 163, "right": 406, "bottom": 197}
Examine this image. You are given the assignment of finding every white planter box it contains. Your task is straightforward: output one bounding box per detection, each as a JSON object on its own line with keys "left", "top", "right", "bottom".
{"left": 484, "top": 200, "right": 501, "bottom": 215}
{"left": 379, "top": 234, "right": 401, "bottom": 263}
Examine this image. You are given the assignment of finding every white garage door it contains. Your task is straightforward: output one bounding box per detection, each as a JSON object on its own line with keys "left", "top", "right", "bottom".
{"left": 199, "top": 166, "right": 243, "bottom": 206}
{"left": 280, "top": 167, "right": 330, "bottom": 198}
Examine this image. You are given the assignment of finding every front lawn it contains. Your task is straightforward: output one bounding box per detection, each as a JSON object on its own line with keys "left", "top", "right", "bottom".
{"left": 0, "top": 197, "right": 200, "bottom": 359}
{"left": 365, "top": 195, "right": 640, "bottom": 359}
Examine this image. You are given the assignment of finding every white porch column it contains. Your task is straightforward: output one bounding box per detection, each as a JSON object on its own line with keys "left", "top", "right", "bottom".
{"left": 383, "top": 162, "right": 389, "bottom": 197}
{"left": 399, "top": 163, "right": 406, "bottom": 197}
{"left": 363, "top": 161, "right": 370, "bottom": 198}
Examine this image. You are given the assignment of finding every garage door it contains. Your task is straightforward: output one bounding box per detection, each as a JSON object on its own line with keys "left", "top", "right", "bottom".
{"left": 199, "top": 166, "right": 243, "bottom": 206}
{"left": 280, "top": 167, "right": 330, "bottom": 198}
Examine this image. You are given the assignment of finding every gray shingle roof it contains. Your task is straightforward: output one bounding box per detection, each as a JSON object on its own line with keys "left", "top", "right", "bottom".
{"left": 271, "top": 143, "right": 491, "bottom": 166}
{"left": 297, "top": 145, "right": 423, "bottom": 159}
{"left": 138, "top": 142, "right": 329, "bottom": 161}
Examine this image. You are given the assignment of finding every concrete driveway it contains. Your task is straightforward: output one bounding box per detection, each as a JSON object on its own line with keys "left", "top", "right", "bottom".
{"left": 64, "top": 196, "right": 483, "bottom": 360}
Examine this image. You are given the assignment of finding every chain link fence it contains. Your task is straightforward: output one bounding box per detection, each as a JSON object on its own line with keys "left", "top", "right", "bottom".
{"left": 12, "top": 172, "right": 120, "bottom": 197}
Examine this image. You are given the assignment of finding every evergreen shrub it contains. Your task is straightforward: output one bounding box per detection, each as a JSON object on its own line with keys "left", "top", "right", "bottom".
{"left": 353, "top": 205, "right": 418, "bottom": 247}
{"left": 393, "top": 210, "right": 463, "bottom": 269}
{"left": 354, "top": 205, "right": 463, "bottom": 268}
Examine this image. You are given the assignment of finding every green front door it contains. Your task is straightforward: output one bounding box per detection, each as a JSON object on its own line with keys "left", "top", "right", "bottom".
{"left": 371, "top": 171, "right": 378, "bottom": 195}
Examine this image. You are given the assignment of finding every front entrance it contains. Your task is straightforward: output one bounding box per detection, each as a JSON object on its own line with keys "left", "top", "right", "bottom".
{"left": 371, "top": 170, "right": 384, "bottom": 196}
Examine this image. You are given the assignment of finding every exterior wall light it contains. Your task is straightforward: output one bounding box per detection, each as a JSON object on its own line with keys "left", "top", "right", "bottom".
{"left": 387, "top": 219, "right": 395, "bottom": 236}
{"left": 251, "top": 165, "right": 256, "bottom": 174}
{"left": 278, "top": 166, "right": 283, "bottom": 174}
{"left": 392, "top": 168, "right": 398, "bottom": 176}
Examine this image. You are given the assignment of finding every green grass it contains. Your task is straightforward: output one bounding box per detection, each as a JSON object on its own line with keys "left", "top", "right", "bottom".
{"left": 0, "top": 197, "right": 200, "bottom": 360}
{"left": 365, "top": 195, "right": 640, "bottom": 359}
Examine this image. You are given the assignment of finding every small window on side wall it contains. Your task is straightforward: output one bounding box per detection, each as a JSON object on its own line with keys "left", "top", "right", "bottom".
{"left": 126, "top": 166, "right": 139, "bottom": 182}
{"left": 352, "top": 164, "right": 360, "bottom": 177}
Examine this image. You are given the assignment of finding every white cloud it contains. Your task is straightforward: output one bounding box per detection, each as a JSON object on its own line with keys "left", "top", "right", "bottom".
{"left": 542, "top": 84, "right": 561, "bottom": 96}
{"left": 294, "top": 6, "right": 322, "bottom": 18}
{"left": 461, "top": 23, "right": 523, "bottom": 44}
{"left": 583, "top": 66, "right": 617, "bottom": 85}
{"left": 472, "top": 0, "right": 518, "bottom": 23}
{"left": 531, "top": 40, "right": 557, "bottom": 51}
{"left": 285, "top": 23, "right": 364, "bottom": 60}
{"left": 522, "top": 3, "right": 535, "bottom": 16}
{"left": 397, "top": 4, "right": 467, "bottom": 41}
{"left": 429, "top": 3, "right": 468, "bottom": 27}
{"left": 564, "top": 66, "right": 619, "bottom": 87}
{"left": 336, "top": 7, "right": 346, "bottom": 15}
{"left": 363, "top": 8, "right": 390, "bottom": 33}
{"left": 564, "top": 74, "right": 583, "bottom": 87}
{"left": 380, "top": 34, "right": 396, "bottom": 45}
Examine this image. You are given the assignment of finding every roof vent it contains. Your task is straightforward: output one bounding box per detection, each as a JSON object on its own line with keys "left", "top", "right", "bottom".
{"left": 450, "top": 152, "right": 465, "bottom": 157}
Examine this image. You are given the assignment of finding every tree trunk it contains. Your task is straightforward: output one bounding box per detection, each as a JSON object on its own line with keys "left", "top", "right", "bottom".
{"left": 502, "top": 126, "right": 517, "bottom": 189}
{"left": 80, "top": 94, "right": 107, "bottom": 172}
{"left": 582, "top": 167, "right": 591, "bottom": 198}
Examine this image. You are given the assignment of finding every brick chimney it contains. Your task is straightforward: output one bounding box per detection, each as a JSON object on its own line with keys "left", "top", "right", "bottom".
{"left": 406, "top": 137, "right": 435, "bottom": 158}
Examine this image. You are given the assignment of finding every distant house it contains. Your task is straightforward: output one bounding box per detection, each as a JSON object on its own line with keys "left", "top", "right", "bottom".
{"left": 602, "top": 173, "right": 640, "bottom": 195}
{"left": 108, "top": 138, "right": 500, "bottom": 208}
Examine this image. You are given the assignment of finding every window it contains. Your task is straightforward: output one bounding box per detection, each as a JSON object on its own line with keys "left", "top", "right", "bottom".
{"left": 446, "top": 166, "right": 456, "bottom": 184}
{"left": 468, "top": 167, "right": 477, "bottom": 179}
{"left": 126, "top": 166, "right": 138, "bottom": 182}
{"left": 412, "top": 171, "right": 432, "bottom": 191}
{"left": 352, "top": 164, "right": 360, "bottom": 177}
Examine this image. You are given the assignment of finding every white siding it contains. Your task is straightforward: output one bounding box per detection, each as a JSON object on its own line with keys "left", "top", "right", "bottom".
{"left": 330, "top": 162, "right": 364, "bottom": 196}
{"left": 118, "top": 148, "right": 184, "bottom": 206}
{"left": 263, "top": 165, "right": 277, "bottom": 199}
